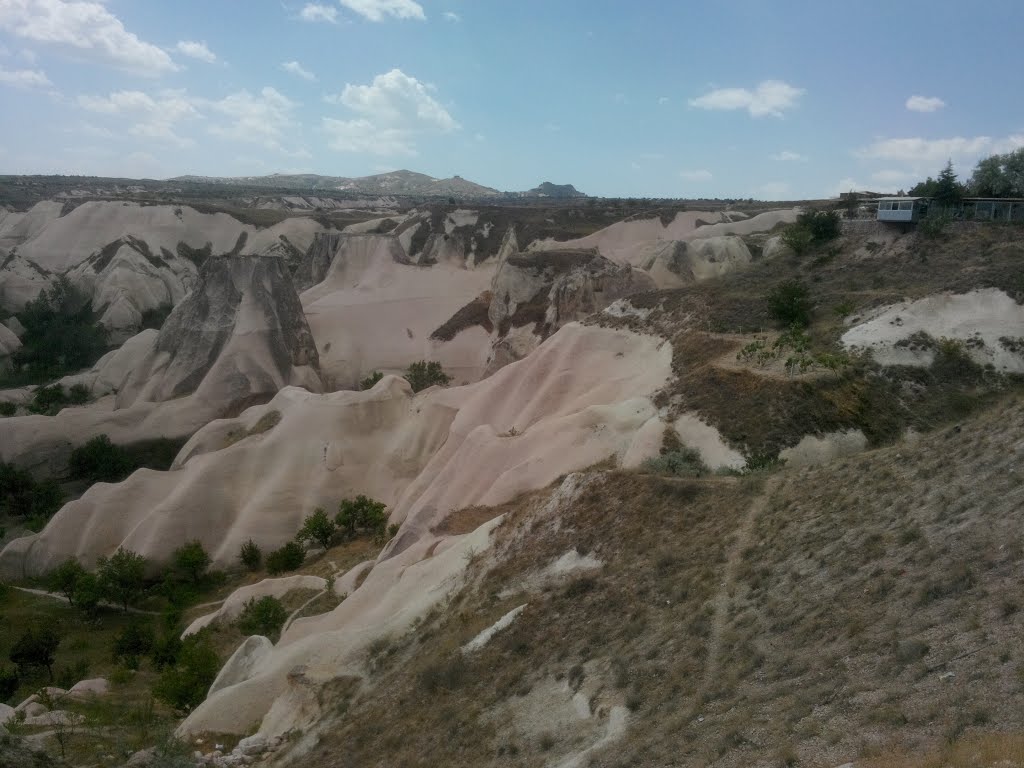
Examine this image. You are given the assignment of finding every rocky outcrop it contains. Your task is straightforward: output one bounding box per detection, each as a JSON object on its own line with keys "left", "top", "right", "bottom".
{"left": 65, "top": 237, "right": 197, "bottom": 342}
{"left": 481, "top": 247, "right": 655, "bottom": 372}
{"left": 642, "top": 235, "right": 753, "bottom": 287}
{"left": 118, "top": 255, "right": 321, "bottom": 410}
{"left": 294, "top": 231, "right": 343, "bottom": 290}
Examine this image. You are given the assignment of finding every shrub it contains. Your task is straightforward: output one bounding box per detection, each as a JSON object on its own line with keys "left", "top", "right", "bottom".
{"left": 239, "top": 539, "right": 262, "bottom": 571}
{"left": 336, "top": 495, "right": 388, "bottom": 542}
{"left": 767, "top": 280, "right": 812, "bottom": 328}
{"left": 0, "top": 402, "right": 15, "bottom": 417}
{"left": 69, "top": 434, "right": 133, "bottom": 483}
{"left": 97, "top": 547, "right": 147, "bottom": 612}
{"left": 28, "top": 384, "right": 73, "bottom": 415}
{"left": 150, "top": 634, "right": 183, "bottom": 671}
{"left": 153, "top": 635, "right": 219, "bottom": 712}
{"left": 404, "top": 361, "right": 451, "bottom": 393}
{"left": 0, "top": 667, "right": 19, "bottom": 701}
{"left": 9, "top": 626, "right": 60, "bottom": 680}
{"left": 780, "top": 225, "right": 813, "bottom": 256}
{"left": 113, "top": 622, "right": 155, "bottom": 667}
{"left": 360, "top": 371, "right": 384, "bottom": 390}
{"left": 296, "top": 507, "right": 337, "bottom": 551}
{"left": 47, "top": 558, "right": 87, "bottom": 602}
{"left": 170, "top": 540, "right": 211, "bottom": 585}
{"left": 797, "top": 209, "right": 841, "bottom": 242}
{"left": 641, "top": 448, "right": 708, "bottom": 477}
{"left": 10, "top": 276, "right": 108, "bottom": 383}
{"left": 72, "top": 573, "right": 102, "bottom": 616}
{"left": 0, "top": 462, "right": 63, "bottom": 526}
{"left": 919, "top": 211, "right": 952, "bottom": 239}
{"left": 266, "top": 541, "right": 305, "bottom": 575}
{"left": 236, "top": 596, "right": 289, "bottom": 641}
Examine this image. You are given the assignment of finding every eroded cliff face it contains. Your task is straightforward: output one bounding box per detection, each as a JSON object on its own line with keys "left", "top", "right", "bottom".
{"left": 478, "top": 246, "right": 655, "bottom": 373}
{"left": 118, "top": 255, "right": 321, "bottom": 409}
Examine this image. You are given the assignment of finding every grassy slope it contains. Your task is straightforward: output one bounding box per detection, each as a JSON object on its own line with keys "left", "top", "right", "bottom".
{"left": 292, "top": 394, "right": 1024, "bottom": 768}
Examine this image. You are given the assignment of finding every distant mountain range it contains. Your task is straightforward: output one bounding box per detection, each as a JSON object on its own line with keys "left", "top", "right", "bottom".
{"left": 171, "top": 170, "right": 586, "bottom": 200}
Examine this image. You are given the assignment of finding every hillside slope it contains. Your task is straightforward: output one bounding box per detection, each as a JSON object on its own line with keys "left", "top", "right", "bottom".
{"left": 279, "top": 394, "right": 1024, "bottom": 768}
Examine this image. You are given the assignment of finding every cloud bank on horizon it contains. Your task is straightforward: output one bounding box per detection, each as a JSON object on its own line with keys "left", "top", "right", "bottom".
{"left": 0, "top": 0, "right": 1021, "bottom": 199}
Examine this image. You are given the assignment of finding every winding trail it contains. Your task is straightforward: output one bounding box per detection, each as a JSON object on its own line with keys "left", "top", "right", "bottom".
{"left": 12, "top": 586, "right": 160, "bottom": 616}
{"left": 700, "top": 479, "right": 774, "bottom": 692}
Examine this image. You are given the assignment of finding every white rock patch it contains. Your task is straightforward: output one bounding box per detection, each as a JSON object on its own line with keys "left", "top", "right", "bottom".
{"left": 841, "top": 289, "right": 1024, "bottom": 372}
{"left": 462, "top": 604, "right": 528, "bottom": 653}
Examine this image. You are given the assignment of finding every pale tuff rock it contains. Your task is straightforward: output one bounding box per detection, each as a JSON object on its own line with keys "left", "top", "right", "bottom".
{"left": 183, "top": 575, "right": 327, "bottom": 636}
{"left": 841, "top": 288, "right": 1024, "bottom": 372}
{"left": 462, "top": 604, "right": 528, "bottom": 653}
{"left": 117, "top": 255, "right": 321, "bottom": 409}
{"left": 208, "top": 636, "right": 274, "bottom": 698}
{"left": 780, "top": 429, "right": 869, "bottom": 468}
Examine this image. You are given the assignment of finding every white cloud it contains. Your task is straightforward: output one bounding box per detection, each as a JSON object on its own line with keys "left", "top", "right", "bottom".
{"left": 176, "top": 40, "right": 216, "bottom": 64}
{"left": 0, "top": 66, "right": 51, "bottom": 88}
{"left": 680, "top": 169, "right": 713, "bottom": 181}
{"left": 689, "top": 80, "right": 804, "bottom": 118}
{"left": 209, "top": 87, "right": 300, "bottom": 152}
{"left": 443, "top": 11, "right": 460, "bottom": 22}
{"left": 298, "top": 3, "right": 338, "bottom": 23}
{"left": 856, "top": 135, "right": 996, "bottom": 169}
{"left": 870, "top": 169, "right": 916, "bottom": 186}
{"left": 78, "top": 89, "right": 199, "bottom": 147}
{"left": 338, "top": 68, "right": 458, "bottom": 131}
{"left": 282, "top": 60, "right": 316, "bottom": 81}
{"left": 771, "top": 150, "right": 806, "bottom": 162}
{"left": 658, "top": 96, "right": 669, "bottom": 105}
{"left": 906, "top": 95, "right": 945, "bottom": 113}
{"left": 338, "top": 0, "right": 425, "bottom": 21}
{"left": 322, "top": 118, "right": 415, "bottom": 155}
{"left": 0, "top": 0, "right": 177, "bottom": 75}
{"left": 323, "top": 69, "right": 458, "bottom": 156}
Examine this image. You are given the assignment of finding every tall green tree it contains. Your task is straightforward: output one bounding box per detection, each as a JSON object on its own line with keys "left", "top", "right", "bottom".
{"left": 933, "top": 159, "right": 965, "bottom": 206}
{"left": 12, "top": 276, "right": 107, "bottom": 380}
{"left": 971, "top": 147, "right": 1024, "bottom": 197}
{"left": 296, "top": 507, "right": 337, "bottom": 551}
{"left": 96, "top": 547, "right": 147, "bottom": 613}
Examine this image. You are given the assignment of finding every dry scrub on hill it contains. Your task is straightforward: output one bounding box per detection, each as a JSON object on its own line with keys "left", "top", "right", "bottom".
{"left": 285, "top": 394, "right": 1024, "bottom": 768}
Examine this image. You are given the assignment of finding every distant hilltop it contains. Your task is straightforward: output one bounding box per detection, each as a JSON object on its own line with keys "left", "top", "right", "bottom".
{"left": 170, "top": 170, "right": 587, "bottom": 200}
{"left": 519, "top": 181, "right": 588, "bottom": 198}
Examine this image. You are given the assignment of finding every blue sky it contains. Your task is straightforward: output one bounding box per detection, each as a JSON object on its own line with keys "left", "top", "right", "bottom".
{"left": 0, "top": 0, "right": 1021, "bottom": 199}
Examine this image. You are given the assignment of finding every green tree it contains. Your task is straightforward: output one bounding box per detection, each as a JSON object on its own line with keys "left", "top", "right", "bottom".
{"left": 404, "top": 361, "right": 451, "bottom": 393}
{"left": 47, "top": 558, "right": 87, "bottom": 603}
{"left": 153, "top": 634, "right": 219, "bottom": 712}
{"left": 113, "top": 622, "right": 155, "bottom": 668}
{"left": 296, "top": 507, "right": 336, "bottom": 551}
{"left": 933, "top": 159, "right": 965, "bottom": 207}
{"left": 0, "top": 461, "right": 63, "bottom": 526}
{"left": 239, "top": 539, "right": 262, "bottom": 571}
{"left": 72, "top": 573, "right": 102, "bottom": 616}
{"left": 0, "top": 667, "right": 19, "bottom": 701}
{"left": 236, "top": 596, "right": 289, "bottom": 641}
{"left": 96, "top": 547, "right": 147, "bottom": 613}
{"left": 69, "top": 435, "right": 133, "bottom": 483}
{"left": 9, "top": 626, "right": 60, "bottom": 680}
{"left": 265, "top": 541, "right": 305, "bottom": 575}
{"left": 170, "top": 540, "right": 211, "bottom": 585}
{"left": 360, "top": 371, "right": 384, "bottom": 390}
{"left": 336, "top": 495, "right": 389, "bottom": 542}
{"left": 971, "top": 147, "right": 1024, "bottom": 197}
{"left": 12, "top": 276, "right": 108, "bottom": 382}
{"left": 767, "top": 280, "right": 813, "bottom": 329}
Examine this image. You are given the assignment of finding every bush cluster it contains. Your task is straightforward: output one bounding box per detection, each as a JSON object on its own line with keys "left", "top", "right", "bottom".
{"left": 404, "top": 361, "right": 451, "bottom": 393}
{"left": 780, "top": 209, "right": 841, "bottom": 256}
{"left": 8, "top": 276, "right": 108, "bottom": 384}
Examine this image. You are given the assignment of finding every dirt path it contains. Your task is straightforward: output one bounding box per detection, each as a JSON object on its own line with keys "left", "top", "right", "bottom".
{"left": 12, "top": 586, "right": 160, "bottom": 616}
{"left": 700, "top": 479, "right": 773, "bottom": 692}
